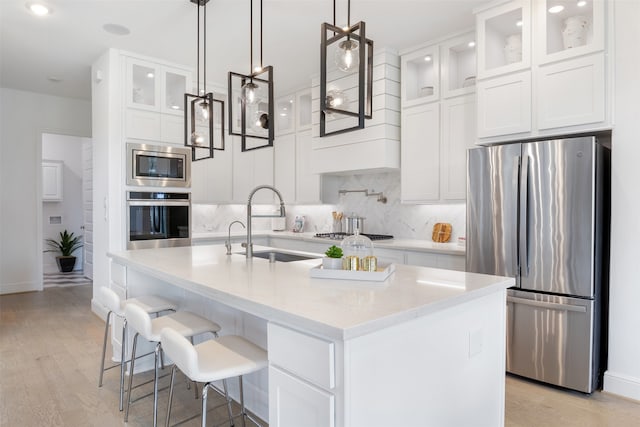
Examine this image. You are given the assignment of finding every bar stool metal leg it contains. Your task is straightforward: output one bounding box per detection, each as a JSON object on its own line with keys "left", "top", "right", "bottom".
{"left": 165, "top": 365, "right": 178, "bottom": 427}
{"left": 153, "top": 342, "right": 162, "bottom": 427}
{"left": 98, "top": 310, "right": 113, "bottom": 388}
{"left": 124, "top": 332, "right": 139, "bottom": 423}
{"left": 118, "top": 318, "right": 127, "bottom": 411}
{"left": 239, "top": 376, "right": 246, "bottom": 427}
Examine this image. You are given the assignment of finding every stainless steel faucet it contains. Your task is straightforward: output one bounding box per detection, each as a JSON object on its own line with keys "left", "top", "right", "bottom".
{"left": 245, "top": 185, "right": 286, "bottom": 258}
{"left": 225, "top": 220, "right": 246, "bottom": 255}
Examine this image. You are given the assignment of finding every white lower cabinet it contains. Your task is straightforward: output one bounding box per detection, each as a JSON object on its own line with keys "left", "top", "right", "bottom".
{"left": 268, "top": 323, "right": 336, "bottom": 427}
{"left": 405, "top": 251, "right": 465, "bottom": 271}
{"left": 269, "top": 366, "right": 335, "bottom": 427}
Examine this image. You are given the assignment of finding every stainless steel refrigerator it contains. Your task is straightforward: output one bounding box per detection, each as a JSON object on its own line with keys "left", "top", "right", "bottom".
{"left": 466, "top": 136, "right": 610, "bottom": 393}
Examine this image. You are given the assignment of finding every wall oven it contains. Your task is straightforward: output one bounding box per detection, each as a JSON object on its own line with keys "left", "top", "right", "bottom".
{"left": 127, "top": 191, "right": 191, "bottom": 249}
{"left": 126, "top": 143, "right": 191, "bottom": 188}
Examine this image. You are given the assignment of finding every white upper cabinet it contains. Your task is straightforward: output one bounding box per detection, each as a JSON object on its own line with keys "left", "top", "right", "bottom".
{"left": 535, "top": 0, "right": 605, "bottom": 64}
{"left": 125, "top": 56, "right": 191, "bottom": 144}
{"left": 296, "top": 89, "right": 312, "bottom": 131}
{"left": 441, "top": 32, "right": 478, "bottom": 99}
{"left": 475, "top": 0, "right": 609, "bottom": 142}
{"left": 276, "top": 95, "right": 296, "bottom": 136}
{"left": 476, "top": 0, "right": 531, "bottom": 79}
{"left": 42, "top": 160, "right": 63, "bottom": 202}
{"left": 125, "top": 57, "right": 190, "bottom": 114}
{"left": 401, "top": 45, "right": 440, "bottom": 107}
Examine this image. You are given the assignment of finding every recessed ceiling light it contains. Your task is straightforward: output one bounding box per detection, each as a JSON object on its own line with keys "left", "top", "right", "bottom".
{"left": 26, "top": 2, "right": 51, "bottom": 16}
{"left": 468, "top": 41, "right": 476, "bottom": 48}
{"left": 102, "top": 23, "right": 131, "bottom": 36}
{"left": 577, "top": 0, "right": 587, "bottom": 6}
{"left": 424, "top": 55, "right": 432, "bottom": 62}
{"left": 548, "top": 5, "right": 565, "bottom": 13}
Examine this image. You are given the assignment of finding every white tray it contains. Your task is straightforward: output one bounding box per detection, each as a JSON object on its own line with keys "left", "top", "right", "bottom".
{"left": 309, "top": 263, "right": 396, "bottom": 281}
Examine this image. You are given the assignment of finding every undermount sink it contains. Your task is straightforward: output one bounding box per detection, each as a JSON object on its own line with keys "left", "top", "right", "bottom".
{"left": 240, "top": 250, "right": 319, "bottom": 263}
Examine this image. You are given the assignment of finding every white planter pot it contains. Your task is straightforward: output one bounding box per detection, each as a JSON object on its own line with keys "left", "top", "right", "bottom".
{"left": 322, "top": 257, "right": 343, "bottom": 270}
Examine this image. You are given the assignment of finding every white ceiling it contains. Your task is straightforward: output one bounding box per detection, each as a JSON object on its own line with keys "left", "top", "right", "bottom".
{"left": 0, "top": 0, "right": 485, "bottom": 100}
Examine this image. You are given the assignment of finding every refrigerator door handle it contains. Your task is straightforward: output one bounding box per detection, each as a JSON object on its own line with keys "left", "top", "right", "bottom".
{"left": 519, "top": 154, "right": 529, "bottom": 277}
{"left": 507, "top": 296, "right": 588, "bottom": 313}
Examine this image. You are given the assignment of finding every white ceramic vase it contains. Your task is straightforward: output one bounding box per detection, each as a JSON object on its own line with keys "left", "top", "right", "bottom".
{"left": 322, "top": 257, "right": 343, "bottom": 270}
{"left": 504, "top": 34, "right": 522, "bottom": 64}
{"left": 562, "top": 15, "right": 589, "bottom": 49}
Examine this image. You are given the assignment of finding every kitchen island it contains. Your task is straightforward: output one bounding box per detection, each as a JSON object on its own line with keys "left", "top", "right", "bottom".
{"left": 107, "top": 244, "right": 513, "bottom": 427}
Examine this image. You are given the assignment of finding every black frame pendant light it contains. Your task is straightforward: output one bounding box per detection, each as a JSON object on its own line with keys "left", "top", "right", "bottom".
{"left": 320, "top": 0, "right": 373, "bottom": 137}
{"left": 185, "top": 0, "right": 225, "bottom": 161}
{"left": 228, "top": 0, "right": 274, "bottom": 152}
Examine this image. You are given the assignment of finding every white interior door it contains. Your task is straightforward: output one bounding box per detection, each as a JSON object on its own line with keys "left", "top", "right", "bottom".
{"left": 82, "top": 138, "right": 93, "bottom": 279}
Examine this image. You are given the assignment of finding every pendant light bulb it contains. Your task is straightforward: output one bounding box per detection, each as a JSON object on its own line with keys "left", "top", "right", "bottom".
{"left": 197, "top": 100, "right": 209, "bottom": 121}
{"left": 335, "top": 39, "right": 359, "bottom": 72}
{"left": 242, "top": 81, "right": 261, "bottom": 105}
{"left": 190, "top": 131, "right": 205, "bottom": 146}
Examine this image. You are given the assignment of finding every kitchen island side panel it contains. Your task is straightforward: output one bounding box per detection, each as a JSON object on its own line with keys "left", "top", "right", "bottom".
{"left": 344, "top": 290, "right": 506, "bottom": 427}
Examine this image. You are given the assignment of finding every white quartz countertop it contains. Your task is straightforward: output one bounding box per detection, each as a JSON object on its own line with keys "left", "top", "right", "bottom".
{"left": 108, "top": 244, "right": 511, "bottom": 340}
{"left": 192, "top": 230, "right": 466, "bottom": 256}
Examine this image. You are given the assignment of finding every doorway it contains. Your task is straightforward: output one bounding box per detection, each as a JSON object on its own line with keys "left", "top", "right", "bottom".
{"left": 41, "top": 133, "right": 93, "bottom": 286}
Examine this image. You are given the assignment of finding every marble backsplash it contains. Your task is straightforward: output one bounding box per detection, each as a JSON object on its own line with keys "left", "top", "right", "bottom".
{"left": 192, "top": 171, "right": 466, "bottom": 241}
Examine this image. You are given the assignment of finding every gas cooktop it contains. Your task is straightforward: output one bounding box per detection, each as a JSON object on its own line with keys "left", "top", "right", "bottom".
{"left": 314, "top": 232, "right": 394, "bottom": 241}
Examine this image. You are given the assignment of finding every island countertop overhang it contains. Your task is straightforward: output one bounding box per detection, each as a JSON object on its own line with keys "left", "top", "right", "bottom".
{"left": 108, "top": 244, "right": 514, "bottom": 341}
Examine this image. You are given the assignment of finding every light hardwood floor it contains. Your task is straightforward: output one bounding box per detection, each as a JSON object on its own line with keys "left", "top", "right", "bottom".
{"left": 1, "top": 285, "right": 639, "bottom": 426}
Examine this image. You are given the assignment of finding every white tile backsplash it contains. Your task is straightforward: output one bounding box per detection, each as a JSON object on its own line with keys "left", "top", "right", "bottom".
{"left": 192, "top": 171, "right": 466, "bottom": 241}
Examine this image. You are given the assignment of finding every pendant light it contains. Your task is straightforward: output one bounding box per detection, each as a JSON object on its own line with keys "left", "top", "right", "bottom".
{"left": 320, "top": 0, "right": 373, "bottom": 137}
{"left": 228, "top": 0, "right": 274, "bottom": 151}
{"left": 184, "top": 0, "right": 225, "bottom": 161}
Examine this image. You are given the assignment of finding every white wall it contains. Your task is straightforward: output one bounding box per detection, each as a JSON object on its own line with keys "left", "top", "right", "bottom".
{"left": 0, "top": 88, "right": 91, "bottom": 294}
{"left": 42, "top": 133, "right": 88, "bottom": 273}
{"left": 603, "top": 0, "right": 640, "bottom": 401}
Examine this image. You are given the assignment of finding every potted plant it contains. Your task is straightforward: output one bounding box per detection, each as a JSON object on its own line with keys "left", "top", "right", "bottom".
{"left": 45, "top": 229, "right": 83, "bottom": 273}
{"left": 322, "top": 245, "right": 343, "bottom": 270}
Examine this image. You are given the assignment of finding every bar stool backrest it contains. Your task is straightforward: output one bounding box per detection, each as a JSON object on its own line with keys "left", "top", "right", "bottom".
{"left": 125, "top": 303, "right": 154, "bottom": 340}
{"left": 160, "top": 327, "right": 199, "bottom": 379}
{"left": 99, "top": 287, "right": 122, "bottom": 314}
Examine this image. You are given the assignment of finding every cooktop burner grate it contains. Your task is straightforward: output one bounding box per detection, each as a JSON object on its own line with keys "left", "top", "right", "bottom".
{"left": 314, "top": 232, "right": 394, "bottom": 241}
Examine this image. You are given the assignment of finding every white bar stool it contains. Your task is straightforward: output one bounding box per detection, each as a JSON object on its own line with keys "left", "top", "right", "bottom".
{"left": 161, "top": 327, "right": 268, "bottom": 427}
{"left": 98, "top": 287, "right": 177, "bottom": 411}
{"left": 124, "top": 303, "right": 222, "bottom": 427}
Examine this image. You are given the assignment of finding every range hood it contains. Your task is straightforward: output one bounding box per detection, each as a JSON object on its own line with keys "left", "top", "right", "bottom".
{"left": 310, "top": 48, "right": 400, "bottom": 174}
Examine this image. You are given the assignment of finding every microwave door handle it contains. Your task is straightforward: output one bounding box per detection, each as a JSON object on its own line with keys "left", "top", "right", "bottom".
{"left": 519, "top": 154, "right": 529, "bottom": 277}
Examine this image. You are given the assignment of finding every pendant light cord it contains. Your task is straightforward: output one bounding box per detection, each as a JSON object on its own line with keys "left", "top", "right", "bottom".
{"left": 249, "top": 0, "right": 253, "bottom": 73}
{"left": 196, "top": 2, "right": 200, "bottom": 91}
{"left": 260, "top": 0, "right": 263, "bottom": 69}
{"left": 203, "top": 2, "right": 207, "bottom": 91}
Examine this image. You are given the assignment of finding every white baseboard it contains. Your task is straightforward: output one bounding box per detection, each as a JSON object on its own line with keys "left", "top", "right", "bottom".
{"left": 603, "top": 370, "right": 640, "bottom": 402}
{"left": 0, "top": 281, "right": 42, "bottom": 295}
{"left": 91, "top": 298, "right": 109, "bottom": 321}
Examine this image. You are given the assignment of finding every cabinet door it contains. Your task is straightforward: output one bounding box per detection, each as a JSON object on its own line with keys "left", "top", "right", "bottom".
{"left": 401, "top": 45, "right": 440, "bottom": 108}
{"left": 269, "top": 366, "right": 335, "bottom": 427}
{"left": 296, "top": 90, "right": 312, "bottom": 131}
{"left": 161, "top": 114, "right": 185, "bottom": 145}
{"left": 274, "top": 133, "right": 296, "bottom": 203}
{"left": 401, "top": 103, "right": 440, "bottom": 202}
{"left": 477, "top": 70, "right": 531, "bottom": 138}
{"left": 232, "top": 136, "right": 274, "bottom": 204}
{"left": 276, "top": 95, "right": 296, "bottom": 135}
{"left": 126, "top": 58, "right": 160, "bottom": 111}
{"left": 161, "top": 68, "right": 190, "bottom": 115}
{"left": 441, "top": 94, "right": 476, "bottom": 200}
{"left": 191, "top": 147, "right": 233, "bottom": 203}
{"left": 537, "top": 54, "right": 605, "bottom": 130}
{"left": 125, "top": 109, "right": 161, "bottom": 141}
{"left": 441, "top": 31, "right": 477, "bottom": 99}
{"left": 295, "top": 130, "right": 321, "bottom": 204}
{"left": 476, "top": 0, "right": 531, "bottom": 80}
{"left": 42, "top": 160, "right": 63, "bottom": 201}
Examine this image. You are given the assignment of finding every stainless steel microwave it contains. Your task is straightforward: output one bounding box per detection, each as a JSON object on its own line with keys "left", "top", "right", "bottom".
{"left": 126, "top": 143, "right": 191, "bottom": 188}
